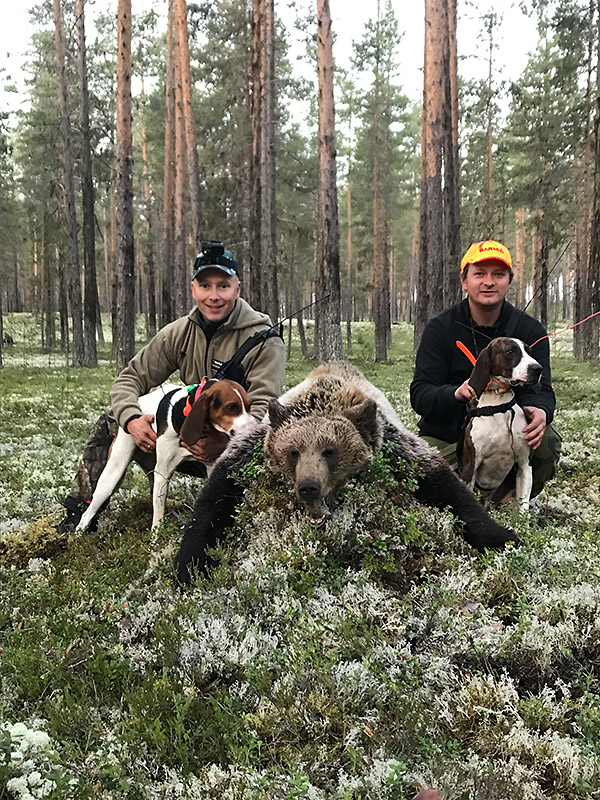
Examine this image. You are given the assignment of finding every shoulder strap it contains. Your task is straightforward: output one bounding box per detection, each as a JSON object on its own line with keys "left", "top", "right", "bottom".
{"left": 214, "top": 327, "right": 282, "bottom": 387}
{"left": 503, "top": 305, "right": 525, "bottom": 339}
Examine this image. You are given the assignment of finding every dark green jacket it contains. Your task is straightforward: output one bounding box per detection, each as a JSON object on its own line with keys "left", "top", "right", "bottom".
{"left": 111, "top": 298, "right": 285, "bottom": 429}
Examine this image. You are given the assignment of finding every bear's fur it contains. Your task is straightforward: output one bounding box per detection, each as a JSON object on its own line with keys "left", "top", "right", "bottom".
{"left": 175, "top": 362, "right": 519, "bottom": 584}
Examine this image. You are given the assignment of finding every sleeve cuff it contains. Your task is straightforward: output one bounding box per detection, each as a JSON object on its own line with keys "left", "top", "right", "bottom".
{"left": 123, "top": 414, "right": 142, "bottom": 433}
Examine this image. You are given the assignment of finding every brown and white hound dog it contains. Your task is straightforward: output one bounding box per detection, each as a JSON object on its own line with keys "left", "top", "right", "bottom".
{"left": 458, "top": 337, "right": 543, "bottom": 509}
{"left": 76, "top": 379, "right": 253, "bottom": 532}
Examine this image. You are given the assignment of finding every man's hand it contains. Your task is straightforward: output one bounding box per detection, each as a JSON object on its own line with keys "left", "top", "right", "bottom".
{"left": 180, "top": 431, "right": 230, "bottom": 463}
{"left": 522, "top": 406, "right": 546, "bottom": 450}
{"left": 454, "top": 380, "right": 477, "bottom": 402}
{"left": 127, "top": 414, "right": 157, "bottom": 452}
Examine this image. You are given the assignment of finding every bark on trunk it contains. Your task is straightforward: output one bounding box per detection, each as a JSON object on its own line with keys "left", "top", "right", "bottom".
{"left": 248, "top": 0, "right": 263, "bottom": 311}
{"left": 141, "top": 107, "right": 157, "bottom": 339}
{"left": 443, "top": 0, "right": 461, "bottom": 306}
{"left": 588, "top": 2, "right": 600, "bottom": 363}
{"left": 515, "top": 207, "right": 526, "bottom": 308}
{"left": 315, "top": 0, "right": 343, "bottom": 361}
{"left": 415, "top": 0, "right": 445, "bottom": 347}
{"left": 115, "top": 0, "right": 135, "bottom": 374}
{"left": 53, "top": 0, "right": 85, "bottom": 366}
{"left": 162, "top": 0, "right": 176, "bottom": 326}
{"left": 75, "top": 0, "right": 99, "bottom": 365}
{"left": 175, "top": 0, "right": 203, "bottom": 248}
{"left": 260, "top": 0, "right": 278, "bottom": 324}
{"left": 173, "top": 33, "right": 188, "bottom": 318}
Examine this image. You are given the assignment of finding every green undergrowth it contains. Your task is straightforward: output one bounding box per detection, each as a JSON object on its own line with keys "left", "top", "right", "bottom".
{"left": 1, "top": 318, "right": 600, "bottom": 798}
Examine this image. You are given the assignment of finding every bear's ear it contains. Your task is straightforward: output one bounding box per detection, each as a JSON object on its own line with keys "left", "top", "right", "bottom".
{"left": 343, "top": 399, "right": 379, "bottom": 446}
{"left": 268, "top": 399, "right": 293, "bottom": 430}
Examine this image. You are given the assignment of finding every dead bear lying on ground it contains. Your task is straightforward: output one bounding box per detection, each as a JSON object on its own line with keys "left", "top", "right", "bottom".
{"left": 175, "top": 362, "right": 519, "bottom": 584}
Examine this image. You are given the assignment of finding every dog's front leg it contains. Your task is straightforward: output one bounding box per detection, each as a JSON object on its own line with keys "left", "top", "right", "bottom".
{"left": 152, "top": 437, "right": 191, "bottom": 528}
{"left": 515, "top": 461, "right": 533, "bottom": 511}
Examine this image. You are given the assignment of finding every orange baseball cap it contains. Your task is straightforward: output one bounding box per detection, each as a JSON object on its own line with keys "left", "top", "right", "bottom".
{"left": 460, "top": 240, "right": 512, "bottom": 272}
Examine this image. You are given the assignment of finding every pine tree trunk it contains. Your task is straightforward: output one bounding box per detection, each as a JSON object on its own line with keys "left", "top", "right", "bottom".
{"left": 75, "top": 0, "right": 99, "bottom": 365}
{"left": 260, "top": 0, "right": 278, "bottom": 324}
{"left": 588, "top": 3, "right": 600, "bottom": 364}
{"left": 173, "top": 39, "right": 188, "bottom": 318}
{"left": 516, "top": 207, "right": 526, "bottom": 308}
{"left": 443, "top": 0, "right": 461, "bottom": 306}
{"left": 315, "top": 0, "right": 343, "bottom": 361}
{"left": 141, "top": 109, "right": 157, "bottom": 339}
{"left": 175, "top": 0, "right": 203, "bottom": 248}
{"left": 53, "top": 0, "right": 85, "bottom": 366}
{"left": 576, "top": 0, "right": 596, "bottom": 361}
{"left": 162, "top": 0, "right": 176, "bottom": 326}
{"left": 42, "top": 210, "right": 56, "bottom": 350}
{"left": 346, "top": 172, "right": 353, "bottom": 353}
{"left": 483, "top": 13, "right": 495, "bottom": 234}
{"left": 415, "top": 0, "right": 445, "bottom": 347}
{"left": 248, "top": 0, "right": 263, "bottom": 311}
{"left": 115, "top": 0, "right": 135, "bottom": 374}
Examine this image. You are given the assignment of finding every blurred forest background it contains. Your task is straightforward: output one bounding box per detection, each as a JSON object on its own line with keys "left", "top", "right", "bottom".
{"left": 0, "top": 0, "right": 599, "bottom": 369}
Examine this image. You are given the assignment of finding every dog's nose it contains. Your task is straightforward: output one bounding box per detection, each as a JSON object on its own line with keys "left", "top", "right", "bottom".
{"left": 298, "top": 480, "right": 321, "bottom": 499}
{"left": 530, "top": 364, "right": 543, "bottom": 380}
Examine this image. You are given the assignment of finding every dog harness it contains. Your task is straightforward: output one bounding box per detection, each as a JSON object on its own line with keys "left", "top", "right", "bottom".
{"left": 466, "top": 395, "right": 517, "bottom": 419}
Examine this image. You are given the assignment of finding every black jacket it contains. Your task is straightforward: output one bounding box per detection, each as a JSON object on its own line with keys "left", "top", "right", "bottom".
{"left": 410, "top": 298, "right": 556, "bottom": 443}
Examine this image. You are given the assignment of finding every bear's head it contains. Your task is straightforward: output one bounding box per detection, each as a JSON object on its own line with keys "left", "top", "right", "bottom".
{"left": 264, "top": 398, "right": 380, "bottom": 521}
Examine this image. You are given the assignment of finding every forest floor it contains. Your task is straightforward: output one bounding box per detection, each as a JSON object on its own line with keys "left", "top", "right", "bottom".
{"left": 1, "top": 315, "right": 600, "bottom": 800}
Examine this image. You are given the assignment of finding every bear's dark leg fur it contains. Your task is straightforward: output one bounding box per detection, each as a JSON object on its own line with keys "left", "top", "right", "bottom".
{"left": 174, "top": 426, "right": 265, "bottom": 585}
{"left": 413, "top": 459, "right": 520, "bottom": 550}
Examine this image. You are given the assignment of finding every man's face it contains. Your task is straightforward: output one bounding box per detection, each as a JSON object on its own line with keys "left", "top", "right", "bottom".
{"left": 191, "top": 269, "right": 241, "bottom": 322}
{"left": 461, "top": 259, "right": 511, "bottom": 311}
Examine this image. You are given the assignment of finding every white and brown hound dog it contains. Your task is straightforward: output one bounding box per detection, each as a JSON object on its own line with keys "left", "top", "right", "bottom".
{"left": 458, "top": 337, "right": 543, "bottom": 510}
{"left": 76, "top": 379, "right": 253, "bottom": 532}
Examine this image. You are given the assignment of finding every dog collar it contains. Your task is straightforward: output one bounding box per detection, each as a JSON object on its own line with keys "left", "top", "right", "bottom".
{"left": 183, "top": 377, "right": 219, "bottom": 417}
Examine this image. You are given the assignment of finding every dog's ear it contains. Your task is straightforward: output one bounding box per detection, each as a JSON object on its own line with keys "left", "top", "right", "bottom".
{"left": 469, "top": 346, "right": 492, "bottom": 398}
{"left": 343, "top": 398, "right": 379, "bottom": 447}
{"left": 180, "top": 392, "right": 211, "bottom": 446}
{"left": 268, "top": 399, "right": 293, "bottom": 429}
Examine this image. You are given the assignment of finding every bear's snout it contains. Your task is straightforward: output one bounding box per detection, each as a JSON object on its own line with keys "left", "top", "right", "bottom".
{"left": 298, "top": 479, "right": 322, "bottom": 500}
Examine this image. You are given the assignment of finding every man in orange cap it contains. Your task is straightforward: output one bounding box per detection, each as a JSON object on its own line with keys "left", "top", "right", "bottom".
{"left": 410, "top": 239, "right": 560, "bottom": 500}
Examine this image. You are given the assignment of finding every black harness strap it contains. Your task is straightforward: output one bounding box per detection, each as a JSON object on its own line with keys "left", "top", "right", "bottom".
{"left": 467, "top": 395, "right": 518, "bottom": 419}
{"left": 214, "top": 327, "right": 282, "bottom": 390}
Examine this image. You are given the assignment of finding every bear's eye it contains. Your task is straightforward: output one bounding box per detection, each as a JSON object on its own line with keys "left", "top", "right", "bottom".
{"left": 288, "top": 449, "right": 300, "bottom": 465}
{"left": 322, "top": 446, "right": 337, "bottom": 461}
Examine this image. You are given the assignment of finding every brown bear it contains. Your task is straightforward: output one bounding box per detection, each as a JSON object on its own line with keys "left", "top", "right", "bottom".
{"left": 175, "top": 362, "right": 519, "bottom": 584}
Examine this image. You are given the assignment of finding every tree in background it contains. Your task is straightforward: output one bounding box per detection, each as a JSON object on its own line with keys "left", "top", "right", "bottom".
{"left": 352, "top": 0, "right": 408, "bottom": 361}
{"left": 249, "top": 0, "right": 279, "bottom": 324}
{"left": 175, "top": 0, "right": 203, "bottom": 250}
{"left": 314, "top": 0, "right": 342, "bottom": 361}
{"left": 504, "top": 4, "right": 585, "bottom": 329}
{"left": 114, "top": 0, "right": 135, "bottom": 372}
{"left": 75, "top": 0, "right": 99, "bottom": 365}
{"left": 53, "top": 0, "right": 86, "bottom": 365}
{"left": 415, "top": 0, "right": 460, "bottom": 342}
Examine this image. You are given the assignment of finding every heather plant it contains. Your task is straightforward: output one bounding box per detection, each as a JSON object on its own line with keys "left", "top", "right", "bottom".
{"left": 1, "top": 318, "right": 599, "bottom": 798}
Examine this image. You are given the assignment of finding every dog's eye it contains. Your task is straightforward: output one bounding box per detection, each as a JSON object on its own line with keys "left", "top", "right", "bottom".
{"left": 288, "top": 449, "right": 300, "bottom": 464}
{"left": 226, "top": 402, "right": 239, "bottom": 413}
